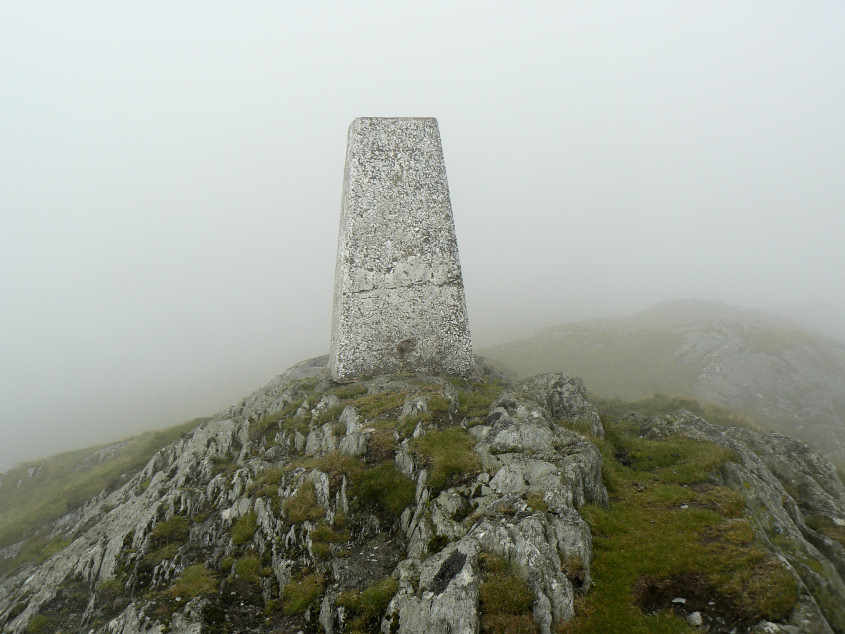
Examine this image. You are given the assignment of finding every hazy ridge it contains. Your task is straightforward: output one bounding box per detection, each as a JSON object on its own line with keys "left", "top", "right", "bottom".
{"left": 483, "top": 299, "right": 845, "bottom": 472}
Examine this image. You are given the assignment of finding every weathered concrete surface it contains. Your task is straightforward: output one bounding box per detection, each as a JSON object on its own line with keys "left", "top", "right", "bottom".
{"left": 329, "top": 117, "right": 474, "bottom": 382}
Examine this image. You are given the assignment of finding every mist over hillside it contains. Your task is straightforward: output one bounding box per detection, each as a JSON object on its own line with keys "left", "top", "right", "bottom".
{"left": 4, "top": 1, "right": 845, "bottom": 477}
{"left": 483, "top": 299, "right": 845, "bottom": 471}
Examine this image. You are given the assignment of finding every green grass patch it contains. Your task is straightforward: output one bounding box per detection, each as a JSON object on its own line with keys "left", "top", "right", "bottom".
{"left": 311, "top": 521, "right": 351, "bottom": 544}
{"left": 247, "top": 468, "right": 285, "bottom": 509}
{"left": 315, "top": 405, "right": 346, "bottom": 424}
{"left": 0, "top": 531, "right": 71, "bottom": 577}
{"left": 525, "top": 493, "right": 548, "bottom": 513}
{"left": 351, "top": 463, "right": 416, "bottom": 517}
{"left": 0, "top": 417, "right": 209, "bottom": 554}
{"left": 284, "top": 481, "right": 325, "bottom": 524}
{"left": 289, "top": 454, "right": 413, "bottom": 519}
{"left": 233, "top": 554, "right": 269, "bottom": 583}
{"left": 427, "top": 395, "right": 452, "bottom": 416}
{"left": 806, "top": 515, "right": 845, "bottom": 548}
{"left": 293, "top": 452, "right": 368, "bottom": 498}
{"left": 454, "top": 380, "right": 507, "bottom": 422}
{"left": 231, "top": 512, "right": 258, "bottom": 546}
{"left": 477, "top": 552, "right": 537, "bottom": 633}
{"left": 251, "top": 400, "right": 308, "bottom": 441}
{"left": 152, "top": 515, "right": 190, "bottom": 543}
{"left": 310, "top": 521, "right": 351, "bottom": 558}
{"left": 411, "top": 427, "right": 481, "bottom": 493}
{"left": 282, "top": 572, "right": 325, "bottom": 614}
{"left": 170, "top": 564, "right": 217, "bottom": 598}
{"left": 24, "top": 614, "right": 52, "bottom": 634}
{"left": 561, "top": 417, "right": 798, "bottom": 632}
{"left": 337, "top": 576, "right": 398, "bottom": 633}
{"left": 140, "top": 542, "right": 179, "bottom": 570}
{"left": 304, "top": 452, "right": 366, "bottom": 481}
{"left": 351, "top": 392, "right": 408, "bottom": 419}
{"left": 330, "top": 383, "right": 370, "bottom": 399}
{"left": 366, "top": 428, "right": 399, "bottom": 463}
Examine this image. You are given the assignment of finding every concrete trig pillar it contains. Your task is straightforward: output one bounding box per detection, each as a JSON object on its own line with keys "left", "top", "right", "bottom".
{"left": 329, "top": 117, "right": 474, "bottom": 382}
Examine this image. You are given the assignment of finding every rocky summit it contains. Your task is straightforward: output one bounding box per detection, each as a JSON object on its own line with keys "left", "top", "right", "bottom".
{"left": 1, "top": 357, "right": 845, "bottom": 633}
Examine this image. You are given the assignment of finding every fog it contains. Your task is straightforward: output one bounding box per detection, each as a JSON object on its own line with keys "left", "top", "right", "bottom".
{"left": 2, "top": 2, "right": 844, "bottom": 472}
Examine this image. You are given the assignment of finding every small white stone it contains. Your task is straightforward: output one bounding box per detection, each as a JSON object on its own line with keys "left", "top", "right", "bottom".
{"left": 686, "top": 611, "right": 703, "bottom": 627}
{"left": 671, "top": 597, "right": 686, "bottom": 604}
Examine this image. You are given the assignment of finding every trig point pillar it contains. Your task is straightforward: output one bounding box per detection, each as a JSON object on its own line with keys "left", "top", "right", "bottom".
{"left": 329, "top": 117, "right": 474, "bottom": 382}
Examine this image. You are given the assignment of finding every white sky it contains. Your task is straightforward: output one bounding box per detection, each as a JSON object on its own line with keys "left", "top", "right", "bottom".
{"left": 2, "top": 1, "right": 844, "bottom": 471}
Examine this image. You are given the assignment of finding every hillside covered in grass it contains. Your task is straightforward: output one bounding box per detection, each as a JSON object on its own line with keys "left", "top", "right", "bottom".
{"left": 0, "top": 418, "right": 209, "bottom": 576}
{"left": 1, "top": 356, "right": 844, "bottom": 633}
{"left": 482, "top": 299, "right": 845, "bottom": 472}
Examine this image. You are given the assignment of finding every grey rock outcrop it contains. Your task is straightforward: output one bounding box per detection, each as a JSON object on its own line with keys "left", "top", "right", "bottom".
{"left": 386, "top": 381, "right": 607, "bottom": 634}
{"left": 4, "top": 356, "right": 845, "bottom": 633}
{"left": 0, "top": 359, "right": 604, "bottom": 634}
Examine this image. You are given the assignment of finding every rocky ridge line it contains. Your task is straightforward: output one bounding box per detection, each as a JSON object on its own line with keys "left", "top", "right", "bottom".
{"left": 0, "top": 356, "right": 843, "bottom": 632}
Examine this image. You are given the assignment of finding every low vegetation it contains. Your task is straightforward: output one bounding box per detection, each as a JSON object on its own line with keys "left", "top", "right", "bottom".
{"left": 477, "top": 552, "right": 537, "bottom": 633}
{"left": 0, "top": 532, "right": 70, "bottom": 578}
{"left": 232, "top": 555, "right": 268, "bottom": 583}
{"left": 246, "top": 467, "right": 285, "bottom": 510}
{"left": 310, "top": 521, "right": 351, "bottom": 558}
{"left": 169, "top": 564, "right": 217, "bottom": 599}
{"left": 282, "top": 571, "right": 325, "bottom": 614}
{"left": 337, "top": 576, "right": 399, "bottom": 633}
{"left": 560, "top": 415, "right": 798, "bottom": 632}
{"left": 231, "top": 511, "right": 257, "bottom": 545}
{"left": 0, "top": 417, "right": 209, "bottom": 569}
{"left": 352, "top": 462, "right": 416, "bottom": 517}
{"left": 806, "top": 514, "right": 845, "bottom": 548}
{"left": 411, "top": 427, "right": 481, "bottom": 493}
{"left": 482, "top": 324, "right": 694, "bottom": 399}
{"left": 152, "top": 514, "right": 190, "bottom": 543}
{"left": 4, "top": 368, "right": 831, "bottom": 632}
{"left": 284, "top": 481, "right": 325, "bottom": 523}
{"left": 350, "top": 391, "right": 408, "bottom": 419}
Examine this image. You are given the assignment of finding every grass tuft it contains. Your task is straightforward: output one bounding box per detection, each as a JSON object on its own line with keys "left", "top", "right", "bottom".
{"left": 152, "top": 515, "right": 190, "bottom": 543}
{"left": 170, "top": 564, "right": 217, "bottom": 598}
{"left": 231, "top": 512, "right": 258, "bottom": 546}
{"left": 351, "top": 463, "right": 416, "bottom": 517}
{"left": 310, "top": 521, "right": 351, "bottom": 559}
{"left": 282, "top": 572, "right": 325, "bottom": 614}
{"left": 284, "top": 481, "right": 325, "bottom": 524}
{"left": 337, "top": 576, "right": 398, "bottom": 633}
{"left": 411, "top": 427, "right": 481, "bottom": 493}
{"left": 351, "top": 392, "right": 408, "bottom": 418}
{"left": 477, "top": 552, "right": 537, "bottom": 633}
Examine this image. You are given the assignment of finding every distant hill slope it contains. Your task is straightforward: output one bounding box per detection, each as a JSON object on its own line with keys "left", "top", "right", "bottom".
{"left": 483, "top": 299, "right": 845, "bottom": 471}
{"left": 0, "top": 418, "right": 210, "bottom": 563}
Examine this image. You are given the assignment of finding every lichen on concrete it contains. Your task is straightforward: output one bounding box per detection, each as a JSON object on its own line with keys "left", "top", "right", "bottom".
{"left": 329, "top": 117, "right": 474, "bottom": 382}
